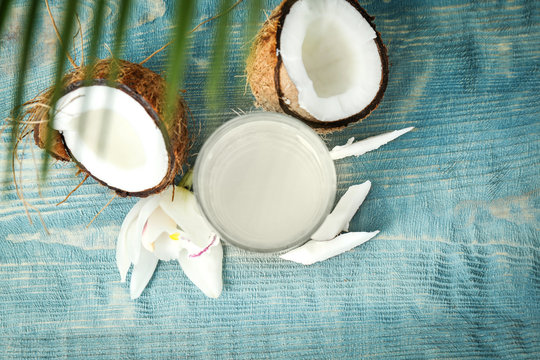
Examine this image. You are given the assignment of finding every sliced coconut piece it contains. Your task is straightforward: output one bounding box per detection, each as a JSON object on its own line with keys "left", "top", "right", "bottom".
{"left": 310, "top": 181, "right": 371, "bottom": 241}
{"left": 247, "top": 0, "right": 388, "bottom": 130}
{"left": 34, "top": 59, "right": 188, "bottom": 197}
{"left": 330, "top": 127, "right": 414, "bottom": 160}
{"left": 280, "top": 231, "right": 379, "bottom": 265}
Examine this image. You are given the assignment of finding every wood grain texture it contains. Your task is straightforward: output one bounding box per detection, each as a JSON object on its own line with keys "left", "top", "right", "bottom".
{"left": 0, "top": 0, "right": 539, "bottom": 359}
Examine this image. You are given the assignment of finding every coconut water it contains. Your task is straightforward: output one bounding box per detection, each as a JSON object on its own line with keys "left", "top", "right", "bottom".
{"left": 194, "top": 113, "right": 336, "bottom": 252}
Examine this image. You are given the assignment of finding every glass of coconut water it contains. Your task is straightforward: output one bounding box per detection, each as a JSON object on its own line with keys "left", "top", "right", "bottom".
{"left": 193, "top": 112, "right": 336, "bottom": 252}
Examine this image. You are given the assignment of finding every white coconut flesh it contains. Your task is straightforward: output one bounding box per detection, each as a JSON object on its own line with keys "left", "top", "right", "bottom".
{"left": 280, "top": 0, "right": 383, "bottom": 121}
{"left": 52, "top": 85, "right": 169, "bottom": 193}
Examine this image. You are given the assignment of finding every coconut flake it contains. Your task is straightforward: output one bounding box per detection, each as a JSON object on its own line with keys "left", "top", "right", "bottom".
{"left": 311, "top": 181, "right": 371, "bottom": 241}
{"left": 330, "top": 127, "right": 414, "bottom": 160}
{"left": 280, "top": 231, "right": 379, "bottom": 265}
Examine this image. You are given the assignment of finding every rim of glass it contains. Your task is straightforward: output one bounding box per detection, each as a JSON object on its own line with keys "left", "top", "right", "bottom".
{"left": 193, "top": 112, "right": 337, "bottom": 253}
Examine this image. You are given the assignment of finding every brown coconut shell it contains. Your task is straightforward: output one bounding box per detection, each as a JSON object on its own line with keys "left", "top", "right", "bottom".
{"left": 33, "top": 58, "right": 189, "bottom": 198}
{"left": 246, "top": 0, "right": 389, "bottom": 133}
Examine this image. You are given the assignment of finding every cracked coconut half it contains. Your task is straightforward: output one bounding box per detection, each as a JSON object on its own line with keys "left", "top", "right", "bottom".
{"left": 247, "top": 0, "right": 388, "bottom": 131}
{"left": 33, "top": 59, "right": 188, "bottom": 197}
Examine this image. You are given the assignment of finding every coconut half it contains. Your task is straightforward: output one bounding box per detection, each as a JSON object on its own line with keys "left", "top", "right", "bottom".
{"left": 34, "top": 59, "right": 188, "bottom": 197}
{"left": 247, "top": 0, "right": 388, "bottom": 131}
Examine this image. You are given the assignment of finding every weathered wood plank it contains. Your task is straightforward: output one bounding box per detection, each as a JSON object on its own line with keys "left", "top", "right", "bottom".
{"left": 0, "top": 0, "right": 538, "bottom": 359}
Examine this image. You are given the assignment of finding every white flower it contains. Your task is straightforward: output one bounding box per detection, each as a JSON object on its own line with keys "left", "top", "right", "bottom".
{"left": 116, "top": 185, "right": 223, "bottom": 299}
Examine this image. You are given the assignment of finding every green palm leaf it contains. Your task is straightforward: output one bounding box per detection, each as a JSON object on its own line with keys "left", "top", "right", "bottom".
{"left": 206, "top": 0, "right": 235, "bottom": 110}
{"left": 0, "top": 0, "right": 14, "bottom": 40}
{"left": 40, "top": 0, "right": 80, "bottom": 180}
{"left": 164, "top": 0, "right": 196, "bottom": 124}
{"left": 5, "top": 0, "right": 40, "bottom": 188}
{"left": 1, "top": 0, "right": 264, "bottom": 191}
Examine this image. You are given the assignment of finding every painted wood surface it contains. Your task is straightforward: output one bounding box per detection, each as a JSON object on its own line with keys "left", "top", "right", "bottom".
{"left": 0, "top": 0, "right": 539, "bottom": 358}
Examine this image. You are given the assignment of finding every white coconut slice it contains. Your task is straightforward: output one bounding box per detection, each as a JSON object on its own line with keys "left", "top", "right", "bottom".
{"left": 310, "top": 181, "right": 371, "bottom": 241}
{"left": 247, "top": 0, "right": 388, "bottom": 130}
{"left": 330, "top": 127, "right": 415, "bottom": 160}
{"left": 280, "top": 231, "right": 379, "bottom": 265}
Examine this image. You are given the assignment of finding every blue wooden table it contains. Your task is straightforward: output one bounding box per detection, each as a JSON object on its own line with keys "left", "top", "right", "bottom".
{"left": 1, "top": 0, "right": 538, "bottom": 358}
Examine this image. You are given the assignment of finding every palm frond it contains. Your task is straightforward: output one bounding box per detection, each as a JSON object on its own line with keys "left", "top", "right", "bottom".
{"left": 0, "top": 0, "right": 14, "bottom": 44}
{"left": 40, "top": 0, "right": 80, "bottom": 180}
{"left": 5, "top": 0, "right": 41, "bottom": 187}
{"left": 237, "top": 0, "right": 263, "bottom": 98}
{"left": 93, "top": 0, "right": 133, "bottom": 155}
{"left": 84, "top": 0, "right": 107, "bottom": 74}
{"left": 107, "top": 0, "right": 132, "bottom": 82}
{"left": 1, "top": 0, "right": 265, "bottom": 190}
{"left": 206, "top": 0, "right": 236, "bottom": 110}
{"left": 164, "top": 0, "right": 196, "bottom": 123}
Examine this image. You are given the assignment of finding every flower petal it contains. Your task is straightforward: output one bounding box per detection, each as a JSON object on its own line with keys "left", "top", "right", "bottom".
{"left": 129, "top": 247, "right": 159, "bottom": 300}
{"left": 116, "top": 237, "right": 130, "bottom": 283}
{"left": 310, "top": 181, "right": 371, "bottom": 241}
{"left": 141, "top": 207, "right": 177, "bottom": 252}
{"left": 126, "top": 218, "right": 142, "bottom": 265}
{"left": 280, "top": 231, "right": 379, "bottom": 265}
{"left": 159, "top": 187, "right": 215, "bottom": 249}
{"left": 330, "top": 127, "right": 414, "bottom": 160}
{"left": 153, "top": 232, "right": 190, "bottom": 261}
{"left": 116, "top": 198, "right": 148, "bottom": 282}
{"left": 130, "top": 195, "right": 161, "bottom": 264}
{"left": 177, "top": 238, "right": 223, "bottom": 298}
